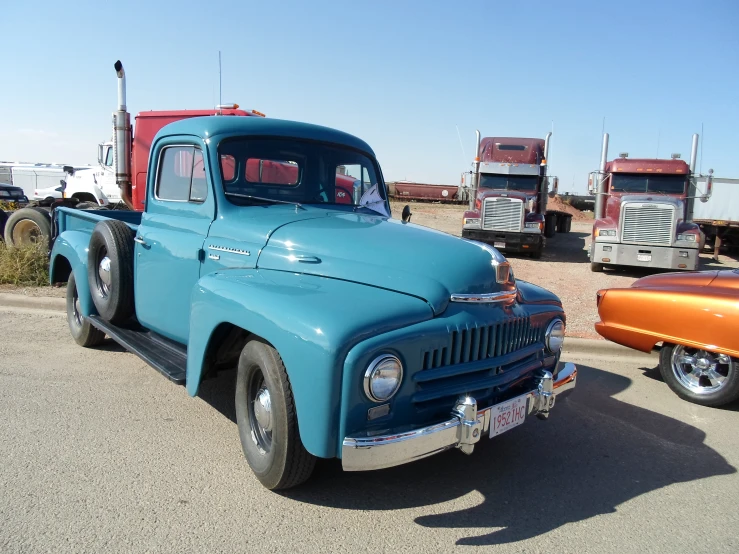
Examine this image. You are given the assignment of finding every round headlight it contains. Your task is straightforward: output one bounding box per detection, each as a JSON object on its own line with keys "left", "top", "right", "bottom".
{"left": 545, "top": 319, "right": 565, "bottom": 352}
{"left": 364, "top": 355, "right": 403, "bottom": 402}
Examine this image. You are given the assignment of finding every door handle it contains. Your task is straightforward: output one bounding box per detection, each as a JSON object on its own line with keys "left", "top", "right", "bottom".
{"left": 134, "top": 236, "right": 148, "bottom": 246}
{"left": 294, "top": 255, "right": 321, "bottom": 264}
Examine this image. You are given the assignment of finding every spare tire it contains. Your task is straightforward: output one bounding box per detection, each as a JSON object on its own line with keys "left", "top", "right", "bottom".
{"left": 87, "top": 220, "right": 135, "bottom": 324}
{"left": 3, "top": 207, "right": 51, "bottom": 247}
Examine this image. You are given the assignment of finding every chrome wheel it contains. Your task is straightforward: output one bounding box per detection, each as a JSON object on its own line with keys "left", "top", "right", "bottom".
{"left": 72, "top": 290, "right": 83, "bottom": 327}
{"left": 97, "top": 254, "right": 112, "bottom": 297}
{"left": 249, "top": 372, "right": 273, "bottom": 454}
{"left": 12, "top": 219, "right": 42, "bottom": 245}
{"left": 671, "top": 345, "right": 732, "bottom": 395}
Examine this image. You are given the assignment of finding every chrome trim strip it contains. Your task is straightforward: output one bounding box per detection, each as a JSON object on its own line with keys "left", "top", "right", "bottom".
{"left": 341, "top": 363, "right": 577, "bottom": 471}
{"left": 208, "top": 245, "right": 250, "bottom": 256}
{"left": 450, "top": 289, "right": 517, "bottom": 303}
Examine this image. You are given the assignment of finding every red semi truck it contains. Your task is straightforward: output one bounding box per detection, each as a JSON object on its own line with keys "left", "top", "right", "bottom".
{"left": 588, "top": 133, "right": 713, "bottom": 272}
{"left": 461, "top": 132, "right": 562, "bottom": 258}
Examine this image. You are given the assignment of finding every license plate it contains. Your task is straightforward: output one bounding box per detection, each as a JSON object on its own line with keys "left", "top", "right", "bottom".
{"left": 489, "top": 394, "right": 527, "bottom": 438}
{"left": 494, "top": 242, "right": 505, "bottom": 249}
{"left": 637, "top": 254, "right": 651, "bottom": 262}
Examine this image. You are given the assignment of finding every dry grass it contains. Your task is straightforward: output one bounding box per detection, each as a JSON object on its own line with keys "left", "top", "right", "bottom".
{"left": 0, "top": 242, "right": 49, "bottom": 286}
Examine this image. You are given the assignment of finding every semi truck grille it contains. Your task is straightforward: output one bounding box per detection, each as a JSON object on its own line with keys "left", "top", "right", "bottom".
{"left": 413, "top": 318, "right": 545, "bottom": 415}
{"left": 482, "top": 198, "right": 523, "bottom": 232}
{"left": 621, "top": 203, "right": 675, "bottom": 245}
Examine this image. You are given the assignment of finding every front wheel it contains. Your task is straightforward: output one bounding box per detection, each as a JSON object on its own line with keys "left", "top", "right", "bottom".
{"left": 235, "top": 339, "right": 316, "bottom": 490}
{"left": 659, "top": 344, "right": 739, "bottom": 407}
{"left": 590, "top": 262, "right": 604, "bottom": 272}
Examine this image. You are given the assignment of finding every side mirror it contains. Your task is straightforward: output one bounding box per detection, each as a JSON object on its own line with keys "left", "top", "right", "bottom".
{"left": 701, "top": 169, "right": 713, "bottom": 203}
{"left": 402, "top": 205, "right": 412, "bottom": 223}
{"left": 97, "top": 144, "right": 104, "bottom": 165}
{"left": 548, "top": 176, "right": 559, "bottom": 198}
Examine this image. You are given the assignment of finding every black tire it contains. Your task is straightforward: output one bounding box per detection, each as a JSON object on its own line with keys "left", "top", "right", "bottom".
{"left": 530, "top": 249, "right": 542, "bottom": 259}
{"left": 659, "top": 344, "right": 739, "bottom": 407}
{"left": 75, "top": 201, "right": 99, "bottom": 210}
{"left": 235, "top": 339, "right": 316, "bottom": 490}
{"left": 66, "top": 272, "right": 106, "bottom": 347}
{"left": 590, "top": 262, "right": 604, "bottom": 272}
{"left": 87, "top": 220, "right": 135, "bottom": 324}
{"left": 0, "top": 210, "right": 8, "bottom": 241}
{"left": 3, "top": 207, "right": 51, "bottom": 247}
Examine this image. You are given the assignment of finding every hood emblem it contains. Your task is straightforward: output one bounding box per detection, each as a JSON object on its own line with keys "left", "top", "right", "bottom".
{"left": 450, "top": 240, "right": 517, "bottom": 304}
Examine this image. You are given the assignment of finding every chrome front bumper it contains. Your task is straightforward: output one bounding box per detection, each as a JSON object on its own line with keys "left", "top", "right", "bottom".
{"left": 341, "top": 363, "right": 577, "bottom": 471}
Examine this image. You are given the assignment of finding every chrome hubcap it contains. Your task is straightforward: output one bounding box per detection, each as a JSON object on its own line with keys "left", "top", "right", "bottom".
{"left": 73, "top": 295, "right": 82, "bottom": 326}
{"left": 98, "top": 256, "right": 112, "bottom": 296}
{"left": 253, "top": 386, "right": 272, "bottom": 433}
{"left": 248, "top": 373, "right": 273, "bottom": 454}
{"left": 672, "top": 345, "right": 732, "bottom": 394}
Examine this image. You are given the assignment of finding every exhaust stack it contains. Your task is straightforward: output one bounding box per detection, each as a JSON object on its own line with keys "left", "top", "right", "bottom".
{"left": 595, "top": 133, "right": 609, "bottom": 219}
{"left": 543, "top": 131, "right": 552, "bottom": 163}
{"left": 113, "top": 60, "right": 134, "bottom": 209}
{"left": 469, "top": 130, "right": 481, "bottom": 211}
{"left": 689, "top": 133, "right": 699, "bottom": 174}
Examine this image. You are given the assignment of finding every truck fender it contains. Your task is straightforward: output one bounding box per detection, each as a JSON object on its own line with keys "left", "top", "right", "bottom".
{"left": 50, "top": 231, "right": 97, "bottom": 318}
{"left": 186, "top": 269, "right": 433, "bottom": 458}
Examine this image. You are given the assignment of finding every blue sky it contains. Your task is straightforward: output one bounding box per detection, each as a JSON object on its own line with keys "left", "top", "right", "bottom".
{"left": 2, "top": 0, "right": 737, "bottom": 192}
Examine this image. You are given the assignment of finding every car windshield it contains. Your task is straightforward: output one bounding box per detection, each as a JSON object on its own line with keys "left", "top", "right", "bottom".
{"left": 479, "top": 174, "right": 538, "bottom": 192}
{"left": 218, "top": 138, "right": 385, "bottom": 208}
{"left": 611, "top": 174, "right": 686, "bottom": 194}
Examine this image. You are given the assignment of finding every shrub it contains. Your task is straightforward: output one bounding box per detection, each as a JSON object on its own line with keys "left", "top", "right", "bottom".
{"left": 0, "top": 242, "right": 49, "bottom": 286}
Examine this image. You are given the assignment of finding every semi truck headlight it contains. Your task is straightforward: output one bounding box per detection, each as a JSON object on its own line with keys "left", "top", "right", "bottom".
{"left": 525, "top": 222, "right": 543, "bottom": 229}
{"left": 545, "top": 319, "right": 565, "bottom": 353}
{"left": 463, "top": 217, "right": 481, "bottom": 227}
{"left": 597, "top": 229, "right": 616, "bottom": 237}
{"left": 364, "top": 355, "right": 403, "bottom": 402}
{"left": 677, "top": 233, "right": 697, "bottom": 242}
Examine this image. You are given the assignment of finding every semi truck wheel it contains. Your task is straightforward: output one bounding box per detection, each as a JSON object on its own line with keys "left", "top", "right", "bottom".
{"left": 75, "top": 201, "right": 100, "bottom": 210}
{"left": 66, "top": 272, "right": 106, "bottom": 347}
{"left": 0, "top": 210, "right": 8, "bottom": 241}
{"left": 235, "top": 339, "right": 316, "bottom": 490}
{"left": 87, "top": 220, "right": 135, "bottom": 324}
{"left": 590, "top": 262, "right": 604, "bottom": 272}
{"left": 3, "top": 207, "right": 51, "bottom": 247}
{"left": 659, "top": 344, "right": 739, "bottom": 407}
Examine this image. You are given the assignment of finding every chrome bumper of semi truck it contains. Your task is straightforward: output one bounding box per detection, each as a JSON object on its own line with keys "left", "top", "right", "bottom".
{"left": 592, "top": 242, "right": 699, "bottom": 270}
{"left": 341, "top": 363, "right": 577, "bottom": 471}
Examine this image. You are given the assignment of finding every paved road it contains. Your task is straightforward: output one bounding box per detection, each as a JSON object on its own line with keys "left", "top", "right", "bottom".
{"left": 1, "top": 307, "right": 738, "bottom": 553}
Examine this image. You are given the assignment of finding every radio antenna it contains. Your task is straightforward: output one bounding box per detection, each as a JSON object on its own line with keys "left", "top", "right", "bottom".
{"left": 218, "top": 51, "right": 222, "bottom": 109}
{"left": 455, "top": 125, "right": 467, "bottom": 164}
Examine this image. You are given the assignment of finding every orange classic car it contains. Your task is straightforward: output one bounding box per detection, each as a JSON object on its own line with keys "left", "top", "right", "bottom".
{"left": 595, "top": 269, "right": 739, "bottom": 407}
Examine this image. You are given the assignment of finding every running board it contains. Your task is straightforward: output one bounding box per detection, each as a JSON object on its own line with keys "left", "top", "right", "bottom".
{"left": 88, "top": 316, "right": 187, "bottom": 384}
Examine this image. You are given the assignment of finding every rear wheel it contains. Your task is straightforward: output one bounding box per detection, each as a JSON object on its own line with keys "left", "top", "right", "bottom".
{"left": 590, "top": 262, "right": 604, "bottom": 272}
{"left": 3, "top": 207, "right": 51, "bottom": 247}
{"left": 66, "top": 272, "right": 106, "bottom": 347}
{"left": 87, "top": 220, "right": 135, "bottom": 324}
{"left": 659, "top": 344, "right": 739, "bottom": 407}
{"left": 235, "top": 339, "right": 315, "bottom": 490}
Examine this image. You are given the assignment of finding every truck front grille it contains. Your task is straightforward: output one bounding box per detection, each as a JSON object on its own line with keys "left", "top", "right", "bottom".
{"left": 482, "top": 198, "right": 523, "bottom": 232}
{"left": 621, "top": 203, "right": 675, "bottom": 245}
{"left": 413, "top": 318, "right": 545, "bottom": 416}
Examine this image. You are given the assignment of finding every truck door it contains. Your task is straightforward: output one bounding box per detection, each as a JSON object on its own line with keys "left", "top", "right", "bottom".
{"left": 134, "top": 142, "right": 213, "bottom": 344}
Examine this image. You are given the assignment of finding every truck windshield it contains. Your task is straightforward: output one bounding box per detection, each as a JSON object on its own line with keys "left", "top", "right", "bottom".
{"left": 479, "top": 174, "right": 538, "bottom": 191}
{"left": 611, "top": 174, "right": 686, "bottom": 194}
{"left": 218, "top": 138, "right": 385, "bottom": 208}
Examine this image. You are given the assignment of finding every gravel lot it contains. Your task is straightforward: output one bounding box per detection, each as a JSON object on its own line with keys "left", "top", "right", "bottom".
{"left": 391, "top": 200, "right": 739, "bottom": 339}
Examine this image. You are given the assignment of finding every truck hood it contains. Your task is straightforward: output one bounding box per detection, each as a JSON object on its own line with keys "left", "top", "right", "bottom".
{"left": 256, "top": 211, "right": 513, "bottom": 314}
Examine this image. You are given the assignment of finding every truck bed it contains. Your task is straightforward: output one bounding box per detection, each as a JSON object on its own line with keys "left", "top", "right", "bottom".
{"left": 54, "top": 207, "right": 141, "bottom": 238}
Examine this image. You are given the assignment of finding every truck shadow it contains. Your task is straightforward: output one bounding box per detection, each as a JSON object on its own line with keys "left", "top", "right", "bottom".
{"left": 279, "top": 364, "right": 736, "bottom": 546}
{"left": 504, "top": 231, "right": 591, "bottom": 264}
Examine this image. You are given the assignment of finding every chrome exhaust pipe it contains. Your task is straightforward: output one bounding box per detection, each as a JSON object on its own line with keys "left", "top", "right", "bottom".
{"left": 470, "top": 130, "right": 481, "bottom": 211}
{"left": 113, "top": 60, "right": 133, "bottom": 209}
{"left": 689, "top": 133, "right": 699, "bottom": 174}
{"left": 595, "top": 133, "right": 609, "bottom": 219}
{"left": 543, "top": 131, "right": 552, "bottom": 163}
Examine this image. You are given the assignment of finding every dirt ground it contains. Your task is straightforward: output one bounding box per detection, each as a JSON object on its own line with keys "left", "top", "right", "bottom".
{"left": 391, "top": 200, "right": 739, "bottom": 339}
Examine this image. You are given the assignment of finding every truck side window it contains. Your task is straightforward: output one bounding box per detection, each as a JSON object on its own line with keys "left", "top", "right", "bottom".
{"left": 105, "top": 147, "right": 114, "bottom": 167}
{"left": 156, "top": 145, "right": 207, "bottom": 203}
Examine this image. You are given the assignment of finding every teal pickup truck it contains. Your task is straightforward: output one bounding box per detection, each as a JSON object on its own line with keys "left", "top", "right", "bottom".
{"left": 49, "top": 116, "right": 577, "bottom": 490}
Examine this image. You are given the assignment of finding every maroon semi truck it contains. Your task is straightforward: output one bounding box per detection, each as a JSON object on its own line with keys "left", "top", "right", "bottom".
{"left": 588, "top": 133, "right": 713, "bottom": 272}
{"left": 462, "top": 132, "right": 561, "bottom": 258}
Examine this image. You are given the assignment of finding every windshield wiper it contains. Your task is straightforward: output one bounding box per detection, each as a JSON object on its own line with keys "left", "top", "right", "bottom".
{"left": 224, "top": 192, "right": 305, "bottom": 211}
